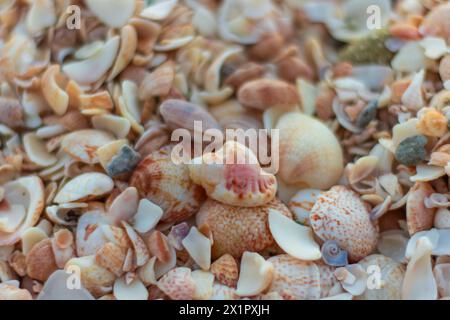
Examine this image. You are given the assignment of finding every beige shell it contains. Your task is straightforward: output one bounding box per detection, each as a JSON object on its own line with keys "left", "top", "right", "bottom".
{"left": 0, "top": 283, "right": 32, "bottom": 300}
{"left": 196, "top": 198, "right": 292, "bottom": 259}
{"left": 356, "top": 254, "right": 405, "bottom": 300}
{"left": 130, "top": 146, "right": 205, "bottom": 224}
{"left": 210, "top": 254, "right": 239, "bottom": 288}
{"left": 267, "top": 254, "right": 321, "bottom": 300}
{"left": 276, "top": 112, "right": 344, "bottom": 190}
{"left": 85, "top": 0, "right": 136, "bottom": 28}
{"left": 406, "top": 182, "right": 436, "bottom": 236}
{"left": 157, "top": 267, "right": 196, "bottom": 300}
{"left": 189, "top": 141, "right": 277, "bottom": 207}
{"left": 25, "top": 238, "right": 58, "bottom": 282}
{"left": 310, "top": 186, "right": 379, "bottom": 262}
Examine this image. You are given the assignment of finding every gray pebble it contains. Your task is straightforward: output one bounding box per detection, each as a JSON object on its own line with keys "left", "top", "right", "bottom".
{"left": 356, "top": 100, "right": 378, "bottom": 129}
{"left": 395, "top": 135, "right": 428, "bottom": 166}
{"left": 106, "top": 145, "right": 141, "bottom": 177}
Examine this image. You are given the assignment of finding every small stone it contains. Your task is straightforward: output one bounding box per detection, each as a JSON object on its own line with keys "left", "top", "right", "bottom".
{"left": 395, "top": 135, "right": 428, "bottom": 166}
{"left": 356, "top": 100, "right": 378, "bottom": 129}
{"left": 106, "top": 145, "right": 141, "bottom": 177}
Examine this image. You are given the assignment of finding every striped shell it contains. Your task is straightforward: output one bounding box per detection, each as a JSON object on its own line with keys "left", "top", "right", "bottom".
{"left": 266, "top": 254, "right": 321, "bottom": 300}
{"left": 196, "top": 198, "right": 292, "bottom": 259}
{"left": 130, "top": 146, "right": 205, "bottom": 224}
{"left": 356, "top": 254, "right": 405, "bottom": 300}
{"left": 210, "top": 254, "right": 239, "bottom": 288}
{"left": 310, "top": 186, "right": 379, "bottom": 262}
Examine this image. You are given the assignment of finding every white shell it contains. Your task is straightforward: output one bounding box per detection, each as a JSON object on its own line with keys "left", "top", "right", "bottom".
{"left": 288, "top": 189, "right": 321, "bottom": 226}
{"left": 236, "top": 251, "right": 274, "bottom": 297}
{"left": 23, "top": 133, "right": 57, "bottom": 167}
{"left": 54, "top": 173, "right": 114, "bottom": 204}
{"left": 113, "top": 276, "right": 148, "bottom": 300}
{"left": 85, "top": 0, "right": 136, "bottom": 28}
{"left": 132, "top": 199, "right": 163, "bottom": 234}
{"left": 140, "top": 0, "right": 178, "bottom": 21}
{"left": 182, "top": 227, "right": 212, "bottom": 270}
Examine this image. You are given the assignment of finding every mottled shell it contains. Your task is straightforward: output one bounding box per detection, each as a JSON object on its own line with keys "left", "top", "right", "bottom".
{"left": 356, "top": 254, "right": 405, "bottom": 300}
{"left": 310, "top": 186, "right": 379, "bottom": 262}
{"left": 210, "top": 254, "right": 239, "bottom": 288}
{"left": 196, "top": 198, "right": 292, "bottom": 259}
{"left": 406, "top": 182, "right": 436, "bottom": 236}
{"left": 130, "top": 146, "right": 205, "bottom": 224}
{"left": 157, "top": 267, "right": 196, "bottom": 300}
{"left": 25, "top": 238, "right": 58, "bottom": 282}
{"left": 276, "top": 112, "right": 344, "bottom": 190}
{"left": 267, "top": 254, "right": 321, "bottom": 300}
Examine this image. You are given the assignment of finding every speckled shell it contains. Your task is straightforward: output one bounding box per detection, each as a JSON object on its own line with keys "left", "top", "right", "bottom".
{"left": 196, "top": 198, "right": 292, "bottom": 259}
{"left": 130, "top": 146, "right": 205, "bottom": 224}
{"left": 356, "top": 254, "right": 405, "bottom": 300}
{"left": 267, "top": 254, "right": 321, "bottom": 300}
{"left": 315, "top": 260, "right": 343, "bottom": 298}
{"left": 310, "top": 186, "right": 379, "bottom": 262}
{"left": 406, "top": 182, "right": 436, "bottom": 236}
{"left": 276, "top": 112, "right": 344, "bottom": 190}
{"left": 210, "top": 254, "right": 239, "bottom": 288}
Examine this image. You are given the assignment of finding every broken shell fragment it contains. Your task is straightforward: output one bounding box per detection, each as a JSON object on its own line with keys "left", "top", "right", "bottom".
{"left": 54, "top": 173, "right": 114, "bottom": 204}
{"left": 157, "top": 267, "right": 196, "bottom": 300}
{"left": 236, "top": 251, "right": 274, "bottom": 297}
{"left": 310, "top": 186, "right": 379, "bottom": 262}
{"left": 268, "top": 208, "right": 321, "bottom": 261}
{"left": 41, "top": 65, "right": 69, "bottom": 116}
{"left": 192, "top": 270, "right": 214, "bottom": 300}
{"left": 189, "top": 141, "right": 277, "bottom": 207}
{"left": 107, "top": 187, "right": 139, "bottom": 225}
{"left": 85, "top": 0, "right": 136, "bottom": 28}
{"left": 132, "top": 199, "right": 163, "bottom": 234}
{"left": 181, "top": 227, "right": 212, "bottom": 270}
{"left": 210, "top": 254, "right": 239, "bottom": 288}
{"left": 406, "top": 182, "right": 436, "bottom": 235}
{"left": 288, "top": 189, "right": 321, "bottom": 226}
{"left": 113, "top": 276, "right": 148, "bottom": 300}
{"left": 122, "top": 221, "right": 150, "bottom": 267}
{"left": 25, "top": 238, "right": 58, "bottom": 282}
{"left": 0, "top": 283, "right": 32, "bottom": 300}
{"left": 23, "top": 133, "right": 57, "bottom": 167}
{"left": 37, "top": 270, "right": 94, "bottom": 300}
{"left": 140, "top": 0, "right": 178, "bottom": 21}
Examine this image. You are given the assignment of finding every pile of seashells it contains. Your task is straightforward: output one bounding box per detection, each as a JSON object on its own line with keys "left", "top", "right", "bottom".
{"left": 0, "top": 0, "right": 450, "bottom": 300}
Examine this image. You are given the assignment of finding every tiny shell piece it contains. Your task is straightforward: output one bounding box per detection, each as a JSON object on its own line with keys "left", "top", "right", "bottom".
{"left": 54, "top": 173, "right": 114, "bottom": 204}
{"left": 310, "top": 186, "right": 379, "bottom": 262}
{"left": 235, "top": 252, "right": 274, "bottom": 297}
{"left": 132, "top": 199, "right": 163, "bottom": 234}
{"left": 210, "top": 254, "right": 239, "bottom": 288}
{"left": 191, "top": 270, "right": 214, "bottom": 300}
{"left": 182, "top": 227, "right": 212, "bottom": 270}
{"left": 113, "top": 277, "right": 148, "bottom": 300}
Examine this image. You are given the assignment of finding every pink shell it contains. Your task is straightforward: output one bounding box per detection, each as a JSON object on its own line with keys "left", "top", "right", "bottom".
{"left": 310, "top": 186, "right": 379, "bottom": 262}
{"left": 156, "top": 267, "right": 196, "bottom": 300}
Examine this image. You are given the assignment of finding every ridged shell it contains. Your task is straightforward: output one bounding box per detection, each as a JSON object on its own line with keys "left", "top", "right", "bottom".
{"left": 310, "top": 186, "right": 379, "bottom": 262}
{"left": 267, "top": 254, "right": 321, "bottom": 300}
{"left": 276, "top": 112, "right": 344, "bottom": 190}
{"left": 196, "top": 198, "right": 292, "bottom": 259}
{"left": 356, "top": 254, "right": 405, "bottom": 300}
{"left": 130, "top": 146, "right": 205, "bottom": 223}
{"left": 406, "top": 182, "right": 436, "bottom": 236}
{"left": 210, "top": 254, "right": 239, "bottom": 288}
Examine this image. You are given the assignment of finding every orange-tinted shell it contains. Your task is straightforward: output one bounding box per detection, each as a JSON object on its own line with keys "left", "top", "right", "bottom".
{"left": 196, "top": 198, "right": 292, "bottom": 259}
{"left": 406, "top": 182, "right": 436, "bottom": 236}
{"left": 130, "top": 146, "right": 205, "bottom": 223}
{"left": 210, "top": 254, "right": 239, "bottom": 288}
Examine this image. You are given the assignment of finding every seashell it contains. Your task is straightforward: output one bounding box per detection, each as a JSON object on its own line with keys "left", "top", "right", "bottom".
{"left": 113, "top": 276, "right": 148, "bottom": 300}
{"left": 0, "top": 202, "right": 25, "bottom": 234}
{"left": 146, "top": 230, "right": 171, "bottom": 264}
{"left": 54, "top": 173, "right": 114, "bottom": 204}
{"left": 92, "top": 114, "right": 131, "bottom": 139}
{"left": 140, "top": 0, "right": 178, "bottom": 21}
{"left": 321, "top": 240, "right": 349, "bottom": 267}
{"left": 139, "top": 61, "right": 175, "bottom": 100}
{"left": 435, "top": 208, "right": 450, "bottom": 229}
{"left": 420, "top": 2, "right": 450, "bottom": 43}
{"left": 402, "top": 237, "right": 438, "bottom": 300}
{"left": 45, "top": 202, "right": 86, "bottom": 227}
{"left": 61, "top": 129, "right": 115, "bottom": 164}
{"left": 95, "top": 242, "right": 126, "bottom": 277}
{"left": 439, "top": 55, "right": 450, "bottom": 82}
{"left": 236, "top": 251, "right": 274, "bottom": 297}
{"left": 192, "top": 270, "right": 214, "bottom": 300}
{"left": 406, "top": 229, "right": 450, "bottom": 258}
{"left": 402, "top": 69, "right": 425, "bottom": 111}
{"left": 316, "top": 261, "right": 343, "bottom": 298}
{"left": 417, "top": 108, "right": 448, "bottom": 138}
{"left": 107, "top": 187, "right": 139, "bottom": 226}
{"left": 210, "top": 254, "right": 239, "bottom": 288}
{"left": 157, "top": 267, "right": 196, "bottom": 300}
{"left": 276, "top": 112, "right": 344, "bottom": 190}
{"left": 23, "top": 133, "right": 57, "bottom": 167}
{"left": 26, "top": 0, "right": 56, "bottom": 36}
{"left": 118, "top": 80, "right": 144, "bottom": 134}
{"left": 108, "top": 25, "right": 138, "bottom": 81}
{"left": 0, "top": 97, "right": 24, "bottom": 128}
{"left": 189, "top": 141, "right": 277, "bottom": 207}
{"left": 287, "top": 189, "right": 321, "bottom": 226}
{"left": 159, "top": 99, "right": 221, "bottom": 135}
{"left": 434, "top": 263, "right": 450, "bottom": 298}
{"left": 348, "top": 156, "right": 379, "bottom": 185}
{"left": 154, "top": 35, "right": 195, "bottom": 52}
{"left": 406, "top": 182, "right": 436, "bottom": 235}
{"left": 377, "top": 230, "right": 408, "bottom": 263}
{"left": 41, "top": 65, "right": 69, "bottom": 116}
{"left": 130, "top": 146, "right": 205, "bottom": 224}
{"left": 392, "top": 118, "right": 421, "bottom": 148}
{"left": 96, "top": 139, "right": 128, "bottom": 172}
{"left": 410, "top": 165, "right": 446, "bottom": 182}
{"left": 205, "top": 47, "right": 242, "bottom": 92}
{"left": 51, "top": 229, "right": 75, "bottom": 268}
{"left": 196, "top": 198, "right": 292, "bottom": 259}
{"left": 122, "top": 221, "right": 150, "bottom": 267}
{"left": 237, "top": 79, "right": 299, "bottom": 111}
{"left": 357, "top": 254, "right": 405, "bottom": 300}
{"left": 267, "top": 254, "right": 321, "bottom": 300}
{"left": 37, "top": 270, "right": 94, "bottom": 300}
{"left": 224, "top": 62, "right": 265, "bottom": 90}
{"left": 137, "top": 256, "right": 158, "bottom": 286}
{"left": 181, "top": 227, "right": 211, "bottom": 270}
{"left": 0, "top": 283, "right": 32, "bottom": 300}
{"left": 78, "top": 91, "right": 114, "bottom": 113}
{"left": 334, "top": 264, "right": 367, "bottom": 296}
{"left": 211, "top": 282, "right": 238, "bottom": 300}
{"left": 8, "top": 251, "right": 26, "bottom": 277}
{"left": 85, "top": 0, "right": 136, "bottom": 28}
{"left": 132, "top": 199, "right": 163, "bottom": 234}
{"left": 0, "top": 176, "right": 45, "bottom": 246}
{"left": 310, "top": 186, "right": 379, "bottom": 262}
{"left": 167, "top": 222, "right": 189, "bottom": 250}
{"left": 21, "top": 227, "right": 48, "bottom": 255}
{"left": 65, "top": 256, "right": 115, "bottom": 297}
{"left": 62, "top": 36, "right": 120, "bottom": 85}
{"left": 25, "top": 238, "right": 58, "bottom": 282}
{"left": 268, "top": 208, "right": 321, "bottom": 261}
{"left": 391, "top": 41, "right": 427, "bottom": 72}
{"left": 420, "top": 37, "right": 448, "bottom": 60}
